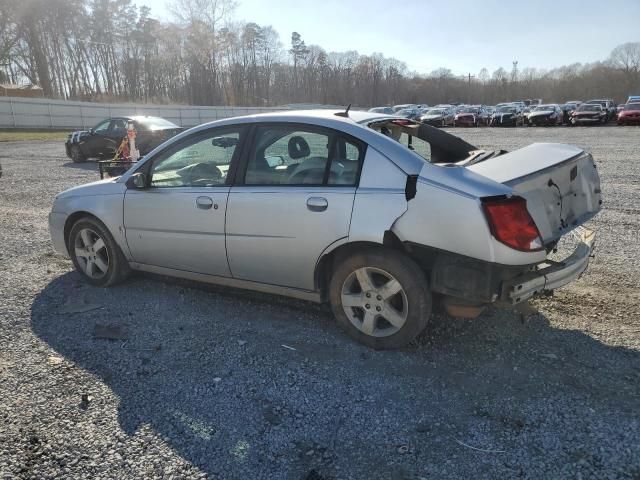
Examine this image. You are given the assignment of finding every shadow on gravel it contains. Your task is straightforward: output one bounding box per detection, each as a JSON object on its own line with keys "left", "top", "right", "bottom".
{"left": 31, "top": 272, "right": 640, "bottom": 479}
{"left": 62, "top": 161, "right": 100, "bottom": 172}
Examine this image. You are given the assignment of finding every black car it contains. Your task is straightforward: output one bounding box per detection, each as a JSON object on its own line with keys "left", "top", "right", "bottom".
{"left": 65, "top": 116, "right": 184, "bottom": 163}
{"left": 489, "top": 105, "right": 523, "bottom": 127}
{"left": 528, "top": 104, "right": 563, "bottom": 126}
{"left": 560, "top": 103, "right": 580, "bottom": 124}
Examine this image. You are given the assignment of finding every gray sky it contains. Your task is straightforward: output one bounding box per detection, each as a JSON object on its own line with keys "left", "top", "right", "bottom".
{"left": 142, "top": 0, "right": 640, "bottom": 75}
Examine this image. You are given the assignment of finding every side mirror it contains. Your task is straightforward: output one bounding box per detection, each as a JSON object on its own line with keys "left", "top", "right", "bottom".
{"left": 126, "top": 172, "right": 147, "bottom": 189}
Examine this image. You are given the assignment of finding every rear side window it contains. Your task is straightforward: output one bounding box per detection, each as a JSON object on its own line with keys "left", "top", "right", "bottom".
{"left": 244, "top": 124, "right": 365, "bottom": 186}
{"left": 398, "top": 133, "right": 431, "bottom": 162}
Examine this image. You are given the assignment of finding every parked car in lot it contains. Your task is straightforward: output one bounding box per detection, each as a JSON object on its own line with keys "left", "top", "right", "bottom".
{"left": 522, "top": 105, "right": 536, "bottom": 125}
{"left": 583, "top": 99, "right": 616, "bottom": 121}
{"left": 395, "top": 108, "right": 423, "bottom": 120}
{"left": 392, "top": 104, "right": 417, "bottom": 112}
{"left": 489, "top": 105, "right": 524, "bottom": 127}
{"left": 368, "top": 107, "right": 395, "bottom": 115}
{"left": 617, "top": 103, "right": 640, "bottom": 125}
{"left": 570, "top": 104, "right": 608, "bottom": 125}
{"left": 528, "top": 104, "right": 564, "bottom": 126}
{"left": 453, "top": 105, "right": 489, "bottom": 127}
{"left": 561, "top": 103, "right": 581, "bottom": 124}
{"left": 65, "top": 116, "right": 184, "bottom": 163}
{"left": 49, "top": 110, "right": 601, "bottom": 349}
{"left": 419, "top": 108, "right": 455, "bottom": 127}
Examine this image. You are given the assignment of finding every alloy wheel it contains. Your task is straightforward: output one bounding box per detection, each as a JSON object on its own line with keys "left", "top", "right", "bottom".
{"left": 341, "top": 267, "right": 408, "bottom": 337}
{"left": 74, "top": 228, "right": 109, "bottom": 279}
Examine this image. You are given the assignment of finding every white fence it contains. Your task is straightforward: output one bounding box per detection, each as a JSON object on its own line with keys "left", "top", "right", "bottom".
{"left": 0, "top": 96, "right": 289, "bottom": 129}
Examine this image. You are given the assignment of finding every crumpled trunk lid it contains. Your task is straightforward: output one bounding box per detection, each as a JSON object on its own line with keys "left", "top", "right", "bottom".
{"left": 467, "top": 143, "right": 602, "bottom": 243}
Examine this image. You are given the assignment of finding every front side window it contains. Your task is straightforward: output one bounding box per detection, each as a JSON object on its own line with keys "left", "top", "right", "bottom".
{"left": 93, "top": 119, "right": 110, "bottom": 133}
{"left": 110, "top": 119, "right": 128, "bottom": 133}
{"left": 244, "top": 125, "right": 363, "bottom": 186}
{"left": 150, "top": 129, "right": 241, "bottom": 188}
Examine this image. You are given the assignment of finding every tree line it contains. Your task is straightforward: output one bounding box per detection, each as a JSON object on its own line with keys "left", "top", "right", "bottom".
{"left": 1, "top": 0, "right": 639, "bottom": 106}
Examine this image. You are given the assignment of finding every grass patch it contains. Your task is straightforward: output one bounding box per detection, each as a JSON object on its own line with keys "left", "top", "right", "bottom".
{"left": 0, "top": 129, "right": 68, "bottom": 142}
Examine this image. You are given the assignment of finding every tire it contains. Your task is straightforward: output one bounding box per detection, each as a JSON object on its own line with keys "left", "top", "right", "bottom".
{"left": 329, "top": 248, "right": 432, "bottom": 349}
{"left": 68, "top": 217, "right": 130, "bottom": 287}
{"left": 70, "top": 144, "right": 86, "bottom": 163}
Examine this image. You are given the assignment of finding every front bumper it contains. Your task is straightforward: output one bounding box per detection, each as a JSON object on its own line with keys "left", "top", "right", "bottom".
{"left": 49, "top": 211, "right": 69, "bottom": 256}
{"left": 455, "top": 116, "right": 475, "bottom": 125}
{"left": 530, "top": 115, "right": 556, "bottom": 125}
{"left": 422, "top": 119, "right": 445, "bottom": 126}
{"left": 491, "top": 116, "right": 517, "bottom": 126}
{"left": 573, "top": 117, "right": 601, "bottom": 124}
{"left": 618, "top": 116, "right": 640, "bottom": 124}
{"left": 501, "top": 227, "right": 595, "bottom": 304}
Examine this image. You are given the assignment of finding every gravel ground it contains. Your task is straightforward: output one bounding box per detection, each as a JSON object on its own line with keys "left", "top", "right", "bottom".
{"left": 0, "top": 126, "right": 639, "bottom": 480}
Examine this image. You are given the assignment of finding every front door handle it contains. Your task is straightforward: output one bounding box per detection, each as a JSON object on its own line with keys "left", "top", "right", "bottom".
{"left": 307, "top": 197, "right": 328, "bottom": 212}
{"left": 196, "top": 196, "right": 214, "bottom": 210}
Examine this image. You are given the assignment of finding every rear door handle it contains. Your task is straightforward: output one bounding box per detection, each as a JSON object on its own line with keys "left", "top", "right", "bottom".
{"left": 307, "top": 197, "right": 328, "bottom": 212}
{"left": 196, "top": 196, "right": 214, "bottom": 210}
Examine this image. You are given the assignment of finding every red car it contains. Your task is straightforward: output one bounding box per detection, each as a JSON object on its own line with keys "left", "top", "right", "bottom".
{"left": 617, "top": 103, "right": 640, "bottom": 125}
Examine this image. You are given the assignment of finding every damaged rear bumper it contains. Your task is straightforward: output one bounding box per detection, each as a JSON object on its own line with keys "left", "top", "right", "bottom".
{"left": 501, "top": 227, "right": 596, "bottom": 304}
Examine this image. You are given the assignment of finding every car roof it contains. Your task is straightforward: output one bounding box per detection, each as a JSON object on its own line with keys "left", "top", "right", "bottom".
{"left": 138, "top": 109, "right": 426, "bottom": 175}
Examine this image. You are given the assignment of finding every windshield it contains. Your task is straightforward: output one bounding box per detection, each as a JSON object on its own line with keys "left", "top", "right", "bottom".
{"left": 496, "top": 106, "right": 516, "bottom": 113}
{"left": 460, "top": 107, "right": 480, "bottom": 114}
{"left": 536, "top": 105, "right": 554, "bottom": 111}
{"left": 578, "top": 105, "right": 601, "bottom": 112}
{"left": 135, "top": 117, "right": 179, "bottom": 129}
{"left": 426, "top": 109, "right": 445, "bottom": 115}
{"left": 623, "top": 103, "right": 640, "bottom": 111}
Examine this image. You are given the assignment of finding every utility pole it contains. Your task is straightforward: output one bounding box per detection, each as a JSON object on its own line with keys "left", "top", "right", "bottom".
{"left": 467, "top": 73, "right": 475, "bottom": 104}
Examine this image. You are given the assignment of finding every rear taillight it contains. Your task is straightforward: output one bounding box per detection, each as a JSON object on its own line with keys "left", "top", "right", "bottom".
{"left": 481, "top": 196, "right": 543, "bottom": 252}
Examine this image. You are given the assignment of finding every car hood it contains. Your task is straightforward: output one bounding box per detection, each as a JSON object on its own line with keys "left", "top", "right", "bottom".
{"left": 56, "top": 178, "right": 125, "bottom": 199}
{"left": 68, "top": 129, "right": 90, "bottom": 141}
{"left": 422, "top": 114, "right": 445, "bottom": 120}
{"left": 530, "top": 110, "right": 554, "bottom": 116}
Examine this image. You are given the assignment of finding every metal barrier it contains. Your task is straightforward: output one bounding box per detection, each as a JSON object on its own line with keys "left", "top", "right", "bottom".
{"left": 0, "top": 97, "right": 289, "bottom": 129}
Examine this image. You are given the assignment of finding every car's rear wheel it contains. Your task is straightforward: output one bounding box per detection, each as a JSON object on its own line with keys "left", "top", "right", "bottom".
{"left": 68, "top": 217, "right": 130, "bottom": 287}
{"left": 329, "top": 248, "right": 431, "bottom": 349}
{"left": 70, "top": 145, "right": 86, "bottom": 163}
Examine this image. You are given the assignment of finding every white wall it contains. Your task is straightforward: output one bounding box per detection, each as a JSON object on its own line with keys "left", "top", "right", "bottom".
{"left": 0, "top": 97, "right": 289, "bottom": 129}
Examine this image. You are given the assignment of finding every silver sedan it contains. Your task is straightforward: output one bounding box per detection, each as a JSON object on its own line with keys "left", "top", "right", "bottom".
{"left": 50, "top": 110, "right": 601, "bottom": 348}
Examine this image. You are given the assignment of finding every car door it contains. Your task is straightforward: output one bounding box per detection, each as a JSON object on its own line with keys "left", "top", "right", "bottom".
{"left": 83, "top": 119, "right": 111, "bottom": 158}
{"left": 226, "top": 123, "right": 365, "bottom": 290}
{"left": 123, "top": 126, "right": 246, "bottom": 276}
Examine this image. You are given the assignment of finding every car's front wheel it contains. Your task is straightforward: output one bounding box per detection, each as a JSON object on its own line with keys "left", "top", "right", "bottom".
{"left": 70, "top": 145, "right": 86, "bottom": 163}
{"left": 329, "top": 248, "right": 432, "bottom": 349}
{"left": 68, "top": 217, "right": 130, "bottom": 287}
